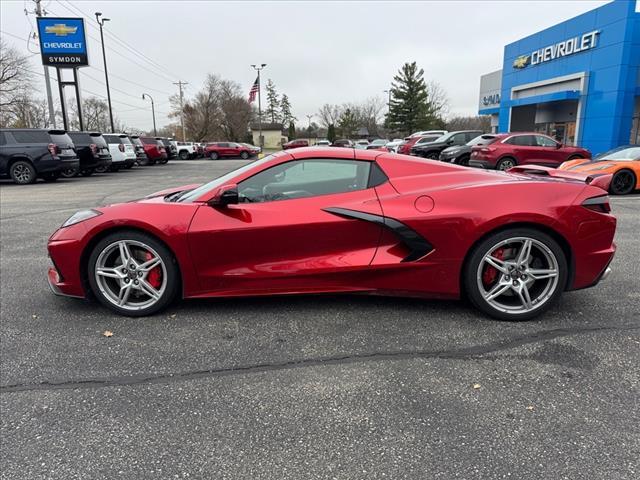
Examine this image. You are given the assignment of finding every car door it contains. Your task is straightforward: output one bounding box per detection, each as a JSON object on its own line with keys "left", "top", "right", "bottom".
{"left": 188, "top": 158, "right": 384, "bottom": 294}
{"left": 534, "top": 135, "right": 564, "bottom": 166}
{"left": 505, "top": 135, "right": 536, "bottom": 164}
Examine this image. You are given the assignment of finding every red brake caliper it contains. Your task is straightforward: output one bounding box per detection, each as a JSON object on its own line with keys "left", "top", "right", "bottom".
{"left": 482, "top": 248, "right": 504, "bottom": 286}
{"left": 145, "top": 252, "right": 162, "bottom": 289}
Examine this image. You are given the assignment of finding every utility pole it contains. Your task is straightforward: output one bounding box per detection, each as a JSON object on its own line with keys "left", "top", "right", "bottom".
{"left": 174, "top": 81, "right": 188, "bottom": 141}
{"left": 34, "top": 0, "right": 56, "bottom": 128}
{"left": 251, "top": 64, "right": 266, "bottom": 148}
{"left": 142, "top": 93, "right": 156, "bottom": 136}
{"left": 95, "top": 12, "right": 114, "bottom": 132}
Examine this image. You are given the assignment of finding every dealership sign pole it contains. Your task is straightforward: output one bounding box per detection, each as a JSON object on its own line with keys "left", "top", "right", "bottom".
{"left": 36, "top": 17, "right": 89, "bottom": 131}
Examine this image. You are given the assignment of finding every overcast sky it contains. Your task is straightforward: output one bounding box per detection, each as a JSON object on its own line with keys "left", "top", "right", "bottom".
{"left": 1, "top": 0, "right": 610, "bottom": 132}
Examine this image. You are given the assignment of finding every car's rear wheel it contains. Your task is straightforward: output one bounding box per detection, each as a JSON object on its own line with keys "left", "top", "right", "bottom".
{"left": 9, "top": 160, "right": 37, "bottom": 184}
{"left": 60, "top": 167, "right": 77, "bottom": 178}
{"left": 456, "top": 154, "right": 470, "bottom": 166}
{"left": 41, "top": 172, "right": 60, "bottom": 182}
{"left": 496, "top": 157, "right": 517, "bottom": 171}
{"left": 464, "top": 228, "right": 567, "bottom": 321}
{"left": 240, "top": 151, "right": 249, "bottom": 159}
{"left": 94, "top": 165, "right": 108, "bottom": 174}
{"left": 610, "top": 169, "right": 636, "bottom": 195}
{"left": 209, "top": 152, "right": 219, "bottom": 160}
{"left": 567, "top": 155, "right": 584, "bottom": 161}
{"left": 88, "top": 231, "right": 180, "bottom": 316}
{"left": 80, "top": 168, "right": 94, "bottom": 177}
{"left": 179, "top": 150, "right": 189, "bottom": 160}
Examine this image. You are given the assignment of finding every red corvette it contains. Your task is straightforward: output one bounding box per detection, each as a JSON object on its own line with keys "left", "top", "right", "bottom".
{"left": 47, "top": 148, "right": 616, "bottom": 321}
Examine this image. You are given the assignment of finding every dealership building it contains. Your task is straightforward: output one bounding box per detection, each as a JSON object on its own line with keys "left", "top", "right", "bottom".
{"left": 478, "top": 0, "right": 640, "bottom": 154}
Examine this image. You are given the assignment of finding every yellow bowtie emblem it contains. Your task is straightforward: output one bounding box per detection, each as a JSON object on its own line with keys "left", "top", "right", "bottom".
{"left": 513, "top": 55, "right": 530, "bottom": 69}
{"left": 45, "top": 24, "right": 78, "bottom": 36}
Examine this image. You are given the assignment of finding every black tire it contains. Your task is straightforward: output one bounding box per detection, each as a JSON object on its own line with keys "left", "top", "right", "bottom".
{"left": 158, "top": 158, "right": 169, "bottom": 165}
{"left": 567, "top": 155, "right": 583, "bottom": 161}
{"left": 456, "top": 154, "right": 471, "bottom": 166}
{"left": 41, "top": 172, "right": 60, "bottom": 182}
{"left": 209, "top": 151, "right": 219, "bottom": 160}
{"left": 464, "top": 227, "right": 567, "bottom": 321}
{"left": 87, "top": 230, "right": 180, "bottom": 317}
{"left": 60, "top": 167, "right": 78, "bottom": 178}
{"left": 9, "top": 160, "right": 37, "bottom": 184}
{"left": 425, "top": 151, "right": 439, "bottom": 160}
{"left": 124, "top": 163, "right": 134, "bottom": 170}
{"left": 94, "top": 165, "right": 108, "bottom": 174}
{"left": 80, "top": 168, "right": 94, "bottom": 177}
{"left": 496, "top": 157, "right": 517, "bottom": 171}
{"left": 240, "top": 151, "right": 249, "bottom": 160}
{"left": 179, "top": 150, "right": 189, "bottom": 160}
{"left": 610, "top": 169, "right": 636, "bottom": 195}
{"left": 109, "top": 165, "right": 121, "bottom": 172}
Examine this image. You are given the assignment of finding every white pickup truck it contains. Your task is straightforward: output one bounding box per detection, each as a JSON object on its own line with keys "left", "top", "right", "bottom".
{"left": 171, "top": 141, "right": 197, "bottom": 160}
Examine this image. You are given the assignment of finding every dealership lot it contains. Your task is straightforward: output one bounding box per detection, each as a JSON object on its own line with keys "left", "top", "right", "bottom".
{"left": 1, "top": 161, "right": 638, "bottom": 479}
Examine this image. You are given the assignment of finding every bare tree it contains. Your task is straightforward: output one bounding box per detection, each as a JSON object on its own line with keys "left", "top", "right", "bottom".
{"left": 0, "top": 40, "right": 32, "bottom": 110}
{"left": 426, "top": 80, "right": 449, "bottom": 120}
{"left": 317, "top": 104, "right": 342, "bottom": 128}
{"left": 446, "top": 115, "right": 491, "bottom": 132}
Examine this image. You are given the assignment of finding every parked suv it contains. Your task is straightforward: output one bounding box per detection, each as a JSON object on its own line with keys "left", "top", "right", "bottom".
{"left": 204, "top": 142, "right": 253, "bottom": 160}
{"left": 0, "top": 128, "right": 79, "bottom": 184}
{"left": 157, "top": 138, "right": 176, "bottom": 160}
{"left": 89, "top": 133, "right": 113, "bottom": 173}
{"left": 282, "top": 139, "right": 309, "bottom": 150}
{"left": 67, "top": 131, "right": 112, "bottom": 177}
{"left": 439, "top": 134, "right": 499, "bottom": 166}
{"left": 140, "top": 137, "right": 167, "bottom": 164}
{"left": 469, "top": 132, "right": 591, "bottom": 170}
{"left": 103, "top": 134, "right": 136, "bottom": 171}
{"left": 397, "top": 134, "right": 441, "bottom": 155}
{"left": 411, "top": 130, "right": 484, "bottom": 159}
{"left": 129, "top": 135, "right": 150, "bottom": 166}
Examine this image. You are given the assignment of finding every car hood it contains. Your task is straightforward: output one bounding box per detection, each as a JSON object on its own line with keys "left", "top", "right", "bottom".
{"left": 413, "top": 141, "right": 446, "bottom": 150}
{"left": 442, "top": 145, "right": 471, "bottom": 155}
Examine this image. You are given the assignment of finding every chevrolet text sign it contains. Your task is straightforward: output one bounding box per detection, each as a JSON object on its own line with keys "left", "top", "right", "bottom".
{"left": 513, "top": 30, "right": 600, "bottom": 69}
{"left": 36, "top": 17, "right": 88, "bottom": 67}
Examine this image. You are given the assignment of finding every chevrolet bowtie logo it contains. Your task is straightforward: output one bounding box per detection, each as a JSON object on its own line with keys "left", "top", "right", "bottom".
{"left": 45, "top": 24, "right": 78, "bottom": 36}
{"left": 513, "top": 55, "right": 531, "bottom": 69}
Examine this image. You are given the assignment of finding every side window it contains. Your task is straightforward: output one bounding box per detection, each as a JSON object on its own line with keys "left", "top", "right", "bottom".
{"left": 451, "top": 133, "right": 467, "bottom": 145}
{"left": 12, "top": 131, "right": 50, "bottom": 143}
{"left": 507, "top": 135, "right": 534, "bottom": 146}
{"left": 218, "top": 143, "right": 229, "bottom": 147}
{"left": 535, "top": 135, "right": 557, "bottom": 147}
{"left": 238, "top": 159, "right": 372, "bottom": 203}
{"left": 465, "top": 132, "right": 479, "bottom": 142}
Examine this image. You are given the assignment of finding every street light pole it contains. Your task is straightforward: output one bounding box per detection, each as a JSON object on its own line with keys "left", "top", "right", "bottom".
{"left": 250, "top": 63, "right": 266, "bottom": 148}
{"left": 142, "top": 93, "right": 156, "bottom": 136}
{"left": 383, "top": 89, "right": 391, "bottom": 111}
{"left": 95, "top": 12, "right": 114, "bottom": 132}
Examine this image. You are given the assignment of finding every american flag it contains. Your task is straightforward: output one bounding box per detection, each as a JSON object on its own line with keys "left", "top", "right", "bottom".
{"left": 248, "top": 77, "right": 259, "bottom": 103}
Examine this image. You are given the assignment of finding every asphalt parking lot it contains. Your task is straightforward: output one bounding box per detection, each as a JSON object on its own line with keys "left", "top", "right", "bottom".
{"left": 1, "top": 160, "right": 638, "bottom": 479}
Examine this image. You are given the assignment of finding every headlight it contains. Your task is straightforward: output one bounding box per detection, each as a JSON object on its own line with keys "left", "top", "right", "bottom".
{"left": 62, "top": 209, "right": 102, "bottom": 228}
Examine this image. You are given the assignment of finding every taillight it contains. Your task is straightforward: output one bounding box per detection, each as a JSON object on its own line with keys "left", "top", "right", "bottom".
{"left": 118, "top": 144, "right": 125, "bottom": 152}
{"left": 159, "top": 147, "right": 166, "bottom": 153}
{"left": 582, "top": 195, "right": 611, "bottom": 214}
{"left": 47, "top": 143, "right": 59, "bottom": 156}
{"left": 90, "top": 143, "right": 97, "bottom": 155}
{"left": 479, "top": 147, "right": 495, "bottom": 153}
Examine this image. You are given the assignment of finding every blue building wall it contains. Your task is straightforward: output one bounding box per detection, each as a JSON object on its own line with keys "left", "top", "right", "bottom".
{"left": 497, "top": 0, "right": 639, "bottom": 154}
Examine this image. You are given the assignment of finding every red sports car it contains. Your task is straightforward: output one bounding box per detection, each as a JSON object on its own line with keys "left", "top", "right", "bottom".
{"left": 47, "top": 148, "right": 616, "bottom": 321}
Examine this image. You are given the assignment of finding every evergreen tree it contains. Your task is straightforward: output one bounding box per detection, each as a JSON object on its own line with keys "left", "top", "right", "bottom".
{"left": 288, "top": 121, "right": 296, "bottom": 139}
{"left": 265, "top": 79, "right": 280, "bottom": 123}
{"left": 337, "top": 108, "right": 357, "bottom": 138}
{"left": 327, "top": 124, "right": 336, "bottom": 143}
{"left": 385, "top": 62, "right": 437, "bottom": 135}
{"left": 280, "top": 94, "right": 295, "bottom": 125}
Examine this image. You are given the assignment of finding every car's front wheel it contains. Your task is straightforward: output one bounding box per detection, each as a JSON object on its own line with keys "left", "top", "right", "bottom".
{"left": 179, "top": 150, "right": 189, "bottom": 160}
{"left": 60, "top": 167, "right": 78, "bottom": 178}
{"left": 209, "top": 152, "right": 219, "bottom": 160}
{"left": 425, "top": 151, "right": 439, "bottom": 160}
{"left": 88, "top": 231, "right": 180, "bottom": 316}
{"left": 9, "top": 160, "right": 37, "bottom": 184}
{"left": 464, "top": 228, "right": 567, "bottom": 321}
{"left": 240, "top": 151, "right": 249, "bottom": 159}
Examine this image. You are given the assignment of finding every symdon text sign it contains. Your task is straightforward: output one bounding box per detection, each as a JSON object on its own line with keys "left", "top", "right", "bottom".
{"left": 513, "top": 30, "right": 600, "bottom": 69}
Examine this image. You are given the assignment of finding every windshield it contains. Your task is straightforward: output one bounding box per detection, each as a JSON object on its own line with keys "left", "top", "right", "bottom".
{"left": 433, "top": 133, "right": 452, "bottom": 143}
{"left": 466, "top": 134, "right": 497, "bottom": 146}
{"left": 595, "top": 146, "right": 640, "bottom": 161}
{"left": 179, "top": 155, "right": 275, "bottom": 202}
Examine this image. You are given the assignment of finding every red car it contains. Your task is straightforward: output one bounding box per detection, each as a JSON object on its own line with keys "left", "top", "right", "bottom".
{"left": 469, "top": 132, "right": 591, "bottom": 170}
{"left": 47, "top": 148, "right": 615, "bottom": 321}
{"left": 397, "top": 134, "right": 441, "bottom": 155}
{"left": 205, "top": 142, "right": 252, "bottom": 160}
{"left": 282, "top": 139, "right": 309, "bottom": 150}
{"left": 139, "top": 137, "right": 168, "bottom": 165}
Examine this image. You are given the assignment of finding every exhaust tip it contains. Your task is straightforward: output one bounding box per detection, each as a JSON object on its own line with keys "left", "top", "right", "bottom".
{"left": 601, "top": 267, "right": 612, "bottom": 282}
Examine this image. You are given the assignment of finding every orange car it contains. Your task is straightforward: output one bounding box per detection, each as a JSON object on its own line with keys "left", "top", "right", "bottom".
{"left": 559, "top": 145, "right": 640, "bottom": 195}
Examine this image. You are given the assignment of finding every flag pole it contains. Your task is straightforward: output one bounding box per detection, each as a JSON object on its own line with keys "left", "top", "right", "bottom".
{"left": 251, "top": 64, "right": 267, "bottom": 148}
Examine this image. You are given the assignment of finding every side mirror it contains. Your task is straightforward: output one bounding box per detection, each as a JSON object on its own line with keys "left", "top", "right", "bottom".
{"left": 208, "top": 184, "right": 239, "bottom": 207}
{"left": 447, "top": 139, "right": 454, "bottom": 145}
{"left": 556, "top": 143, "right": 562, "bottom": 149}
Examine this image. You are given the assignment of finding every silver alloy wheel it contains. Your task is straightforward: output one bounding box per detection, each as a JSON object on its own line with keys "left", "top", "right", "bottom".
{"left": 476, "top": 237, "right": 560, "bottom": 315}
{"left": 94, "top": 240, "right": 167, "bottom": 311}
{"left": 498, "top": 159, "right": 515, "bottom": 171}
{"left": 12, "top": 163, "right": 33, "bottom": 183}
